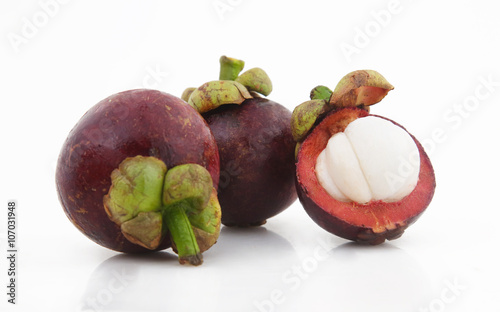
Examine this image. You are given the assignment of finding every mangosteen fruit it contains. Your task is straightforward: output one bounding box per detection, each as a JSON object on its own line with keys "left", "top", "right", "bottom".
{"left": 56, "top": 89, "right": 221, "bottom": 265}
{"left": 293, "top": 70, "right": 436, "bottom": 245}
{"left": 182, "top": 56, "right": 297, "bottom": 226}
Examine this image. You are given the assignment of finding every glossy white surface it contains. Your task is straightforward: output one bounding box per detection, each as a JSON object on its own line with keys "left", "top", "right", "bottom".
{"left": 1, "top": 1, "right": 500, "bottom": 311}
{"left": 316, "top": 116, "right": 420, "bottom": 203}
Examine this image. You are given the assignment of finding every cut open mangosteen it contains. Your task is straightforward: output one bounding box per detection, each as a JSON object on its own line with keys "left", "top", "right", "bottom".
{"left": 293, "top": 70, "right": 436, "bottom": 245}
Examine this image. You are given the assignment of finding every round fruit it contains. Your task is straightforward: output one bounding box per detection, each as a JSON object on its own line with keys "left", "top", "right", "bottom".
{"left": 293, "top": 70, "right": 436, "bottom": 244}
{"left": 203, "top": 97, "right": 296, "bottom": 226}
{"left": 56, "top": 89, "right": 221, "bottom": 265}
{"left": 183, "top": 56, "right": 297, "bottom": 226}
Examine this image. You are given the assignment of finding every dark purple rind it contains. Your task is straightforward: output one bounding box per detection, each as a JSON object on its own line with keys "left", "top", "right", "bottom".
{"left": 204, "top": 97, "right": 297, "bottom": 226}
{"left": 295, "top": 178, "right": 421, "bottom": 245}
{"left": 56, "top": 89, "right": 219, "bottom": 253}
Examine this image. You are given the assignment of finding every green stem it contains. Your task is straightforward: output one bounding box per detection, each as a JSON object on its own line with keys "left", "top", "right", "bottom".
{"left": 164, "top": 201, "right": 202, "bottom": 266}
{"left": 219, "top": 56, "right": 245, "bottom": 81}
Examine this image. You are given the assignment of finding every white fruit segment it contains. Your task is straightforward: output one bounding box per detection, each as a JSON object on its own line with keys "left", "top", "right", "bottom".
{"left": 315, "top": 116, "right": 420, "bottom": 204}
{"left": 315, "top": 152, "right": 349, "bottom": 202}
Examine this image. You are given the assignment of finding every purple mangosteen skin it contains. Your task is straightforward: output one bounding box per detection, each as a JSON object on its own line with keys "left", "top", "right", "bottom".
{"left": 56, "top": 89, "right": 219, "bottom": 253}
{"left": 203, "top": 97, "right": 297, "bottom": 226}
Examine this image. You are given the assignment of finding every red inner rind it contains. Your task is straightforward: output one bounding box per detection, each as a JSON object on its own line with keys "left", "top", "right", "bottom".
{"left": 296, "top": 108, "right": 435, "bottom": 234}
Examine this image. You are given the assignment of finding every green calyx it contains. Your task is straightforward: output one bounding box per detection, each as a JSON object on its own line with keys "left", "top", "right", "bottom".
{"left": 121, "top": 211, "right": 163, "bottom": 250}
{"left": 183, "top": 55, "right": 273, "bottom": 113}
{"left": 310, "top": 85, "right": 333, "bottom": 101}
{"left": 181, "top": 87, "right": 196, "bottom": 102}
{"left": 104, "top": 156, "right": 166, "bottom": 225}
{"left": 235, "top": 68, "right": 273, "bottom": 96}
{"left": 103, "top": 156, "right": 221, "bottom": 266}
{"left": 330, "top": 70, "right": 394, "bottom": 108}
{"left": 188, "top": 80, "right": 252, "bottom": 113}
{"left": 291, "top": 70, "right": 394, "bottom": 143}
{"left": 291, "top": 99, "right": 330, "bottom": 142}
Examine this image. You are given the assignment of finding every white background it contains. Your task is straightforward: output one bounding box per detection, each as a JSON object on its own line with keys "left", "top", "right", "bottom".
{"left": 1, "top": 0, "right": 500, "bottom": 311}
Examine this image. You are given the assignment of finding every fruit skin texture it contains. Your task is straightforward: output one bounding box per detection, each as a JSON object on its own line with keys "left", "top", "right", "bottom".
{"left": 295, "top": 108, "right": 436, "bottom": 245}
{"left": 203, "top": 97, "right": 297, "bottom": 226}
{"left": 56, "top": 89, "right": 220, "bottom": 253}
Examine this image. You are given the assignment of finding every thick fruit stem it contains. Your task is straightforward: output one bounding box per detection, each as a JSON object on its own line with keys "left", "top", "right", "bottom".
{"left": 162, "top": 163, "right": 219, "bottom": 265}
{"left": 104, "top": 157, "right": 221, "bottom": 265}
{"left": 219, "top": 56, "right": 245, "bottom": 81}
{"left": 164, "top": 201, "right": 203, "bottom": 266}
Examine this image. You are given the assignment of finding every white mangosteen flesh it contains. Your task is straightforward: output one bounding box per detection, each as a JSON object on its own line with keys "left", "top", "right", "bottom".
{"left": 315, "top": 116, "right": 420, "bottom": 204}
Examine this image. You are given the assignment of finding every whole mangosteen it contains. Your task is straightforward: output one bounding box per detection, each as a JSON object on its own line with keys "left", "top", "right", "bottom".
{"left": 182, "top": 56, "right": 297, "bottom": 226}
{"left": 56, "top": 89, "right": 221, "bottom": 265}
